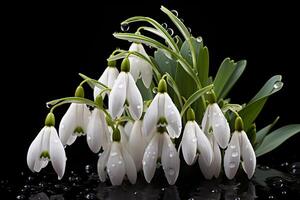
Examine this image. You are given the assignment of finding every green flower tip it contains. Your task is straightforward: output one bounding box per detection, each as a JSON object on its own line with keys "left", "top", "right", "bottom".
{"left": 207, "top": 90, "right": 217, "bottom": 104}
{"left": 107, "top": 60, "right": 116, "bottom": 68}
{"left": 75, "top": 86, "right": 85, "bottom": 98}
{"left": 158, "top": 79, "right": 167, "bottom": 93}
{"left": 95, "top": 95, "right": 103, "bottom": 108}
{"left": 187, "top": 108, "right": 195, "bottom": 121}
{"left": 112, "top": 128, "right": 121, "bottom": 142}
{"left": 235, "top": 116, "right": 244, "bottom": 132}
{"left": 45, "top": 112, "right": 55, "bottom": 127}
{"left": 121, "top": 57, "right": 130, "bottom": 72}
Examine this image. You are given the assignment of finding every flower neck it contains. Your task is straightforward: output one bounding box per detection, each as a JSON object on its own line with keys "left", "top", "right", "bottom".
{"left": 121, "top": 57, "right": 130, "bottom": 72}
{"left": 107, "top": 60, "right": 116, "bottom": 68}
{"left": 75, "top": 86, "right": 85, "bottom": 98}
{"left": 186, "top": 108, "right": 195, "bottom": 121}
{"left": 112, "top": 128, "right": 121, "bottom": 142}
{"left": 207, "top": 91, "right": 217, "bottom": 104}
{"left": 45, "top": 112, "right": 55, "bottom": 127}
{"left": 235, "top": 116, "right": 244, "bottom": 132}
{"left": 158, "top": 79, "right": 167, "bottom": 93}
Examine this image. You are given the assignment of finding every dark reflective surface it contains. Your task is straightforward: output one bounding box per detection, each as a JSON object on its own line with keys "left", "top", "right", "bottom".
{"left": 1, "top": 162, "right": 300, "bottom": 199}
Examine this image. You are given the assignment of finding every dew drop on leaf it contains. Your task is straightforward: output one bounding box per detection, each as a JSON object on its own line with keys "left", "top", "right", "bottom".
{"left": 171, "top": 9, "right": 179, "bottom": 17}
{"left": 120, "top": 23, "right": 130, "bottom": 32}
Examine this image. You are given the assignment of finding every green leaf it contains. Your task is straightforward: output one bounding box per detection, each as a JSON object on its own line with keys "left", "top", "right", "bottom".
{"left": 197, "top": 46, "right": 209, "bottom": 86}
{"left": 47, "top": 97, "right": 99, "bottom": 109}
{"left": 165, "top": 73, "right": 183, "bottom": 108}
{"left": 78, "top": 73, "right": 109, "bottom": 90}
{"left": 255, "top": 124, "right": 300, "bottom": 157}
{"left": 180, "top": 84, "right": 213, "bottom": 116}
{"left": 239, "top": 75, "right": 283, "bottom": 130}
{"left": 214, "top": 58, "right": 246, "bottom": 99}
{"left": 255, "top": 116, "right": 280, "bottom": 149}
{"left": 136, "top": 79, "right": 153, "bottom": 100}
{"left": 221, "top": 103, "right": 243, "bottom": 113}
{"left": 219, "top": 60, "right": 246, "bottom": 99}
{"left": 154, "top": 49, "right": 177, "bottom": 78}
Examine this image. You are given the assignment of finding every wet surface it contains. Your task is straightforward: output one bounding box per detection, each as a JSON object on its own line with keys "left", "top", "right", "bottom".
{"left": 1, "top": 162, "right": 300, "bottom": 199}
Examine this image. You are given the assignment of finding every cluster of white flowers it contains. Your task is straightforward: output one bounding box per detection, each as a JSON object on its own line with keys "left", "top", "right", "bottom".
{"left": 27, "top": 43, "right": 256, "bottom": 185}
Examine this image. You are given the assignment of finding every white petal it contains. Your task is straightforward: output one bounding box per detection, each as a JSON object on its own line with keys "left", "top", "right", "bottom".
{"left": 240, "top": 131, "right": 256, "bottom": 179}
{"left": 119, "top": 126, "right": 128, "bottom": 146}
{"left": 164, "top": 93, "right": 182, "bottom": 138}
{"left": 128, "top": 43, "right": 141, "bottom": 82}
{"left": 128, "top": 120, "right": 147, "bottom": 171}
{"left": 124, "top": 121, "right": 133, "bottom": 139}
{"left": 76, "top": 104, "right": 91, "bottom": 134}
{"left": 107, "top": 67, "right": 119, "bottom": 89}
{"left": 87, "top": 109, "right": 108, "bottom": 153}
{"left": 181, "top": 121, "right": 197, "bottom": 165}
{"left": 136, "top": 44, "right": 152, "bottom": 88}
{"left": 212, "top": 136, "right": 222, "bottom": 178}
{"left": 49, "top": 127, "right": 67, "bottom": 180}
{"left": 27, "top": 127, "right": 45, "bottom": 172}
{"left": 142, "top": 94, "right": 159, "bottom": 137}
{"left": 94, "top": 67, "right": 109, "bottom": 99}
{"left": 161, "top": 133, "right": 180, "bottom": 185}
{"left": 66, "top": 135, "right": 77, "bottom": 146}
{"left": 195, "top": 123, "right": 213, "bottom": 165}
{"left": 108, "top": 72, "right": 127, "bottom": 119}
{"left": 224, "top": 131, "right": 241, "bottom": 179}
{"left": 107, "top": 142, "right": 125, "bottom": 185}
{"left": 201, "top": 105, "right": 210, "bottom": 133}
{"left": 97, "top": 146, "right": 111, "bottom": 182}
{"left": 142, "top": 134, "right": 159, "bottom": 183}
{"left": 126, "top": 73, "right": 143, "bottom": 120}
{"left": 59, "top": 103, "right": 77, "bottom": 145}
{"left": 211, "top": 103, "right": 230, "bottom": 149}
{"left": 121, "top": 145, "right": 137, "bottom": 184}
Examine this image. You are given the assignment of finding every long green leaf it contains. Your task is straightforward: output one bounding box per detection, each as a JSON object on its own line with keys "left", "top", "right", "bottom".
{"left": 180, "top": 84, "right": 213, "bottom": 116}
{"left": 47, "top": 97, "right": 99, "bottom": 109}
{"left": 255, "top": 124, "right": 300, "bottom": 157}
{"left": 218, "top": 60, "right": 246, "bottom": 99}
{"left": 239, "top": 75, "right": 283, "bottom": 130}
{"left": 78, "top": 73, "right": 109, "bottom": 90}
{"left": 136, "top": 79, "right": 153, "bottom": 100}
{"left": 165, "top": 73, "right": 183, "bottom": 108}
{"left": 255, "top": 116, "right": 280, "bottom": 149}
{"left": 197, "top": 46, "right": 209, "bottom": 86}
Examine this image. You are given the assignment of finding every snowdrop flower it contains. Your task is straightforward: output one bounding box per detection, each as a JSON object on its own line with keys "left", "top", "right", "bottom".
{"left": 182, "top": 108, "right": 213, "bottom": 165}
{"left": 224, "top": 117, "right": 256, "bottom": 179}
{"left": 142, "top": 130, "right": 180, "bottom": 185}
{"left": 128, "top": 43, "right": 153, "bottom": 88}
{"left": 198, "top": 134, "right": 222, "bottom": 179}
{"left": 59, "top": 86, "right": 90, "bottom": 146}
{"left": 143, "top": 79, "right": 182, "bottom": 138}
{"left": 93, "top": 60, "right": 119, "bottom": 99}
{"left": 86, "top": 96, "right": 110, "bottom": 153}
{"left": 27, "top": 113, "right": 66, "bottom": 180}
{"left": 108, "top": 57, "right": 143, "bottom": 120}
{"left": 128, "top": 120, "right": 148, "bottom": 171}
{"left": 201, "top": 91, "right": 230, "bottom": 149}
{"left": 97, "top": 128, "right": 137, "bottom": 186}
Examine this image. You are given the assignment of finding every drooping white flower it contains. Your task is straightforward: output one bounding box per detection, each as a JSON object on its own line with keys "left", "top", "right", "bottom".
{"left": 198, "top": 134, "right": 222, "bottom": 179}
{"left": 142, "top": 131, "right": 180, "bottom": 185}
{"left": 97, "top": 128, "right": 137, "bottom": 186}
{"left": 128, "top": 120, "right": 148, "bottom": 171}
{"left": 86, "top": 108, "right": 110, "bottom": 153}
{"left": 128, "top": 43, "right": 153, "bottom": 88}
{"left": 201, "top": 98, "right": 230, "bottom": 149}
{"left": 181, "top": 108, "right": 213, "bottom": 166}
{"left": 224, "top": 117, "right": 256, "bottom": 179}
{"left": 124, "top": 120, "right": 134, "bottom": 139}
{"left": 108, "top": 58, "right": 143, "bottom": 120}
{"left": 93, "top": 61, "right": 119, "bottom": 99}
{"left": 27, "top": 113, "right": 66, "bottom": 180}
{"left": 59, "top": 86, "right": 91, "bottom": 146}
{"left": 143, "top": 79, "right": 182, "bottom": 138}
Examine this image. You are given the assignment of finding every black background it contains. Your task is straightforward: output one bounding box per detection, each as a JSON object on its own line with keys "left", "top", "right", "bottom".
{"left": 1, "top": 1, "right": 299, "bottom": 179}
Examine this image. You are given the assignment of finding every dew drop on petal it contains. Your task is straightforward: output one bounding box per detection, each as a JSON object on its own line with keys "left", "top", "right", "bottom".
{"left": 87, "top": 136, "right": 91, "bottom": 141}
{"left": 168, "top": 168, "right": 175, "bottom": 176}
{"left": 143, "top": 161, "right": 146, "bottom": 166}
{"left": 118, "top": 160, "right": 122, "bottom": 165}
{"left": 111, "top": 152, "right": 118, "bottom": 156}
{"left": 192, "top": 138, "right": 197, "bottom": 143}
{"left": 61, "top": 124, "right": 65, "bottom": 129}
{"left": 137, "top": 105, "right": 142, "bottom": 110}
{"left": 111, "top": 163, "right": 116, "bottom": 167}
{"left": 215, "top": 123, "right": 220, "bottom": 127}
{"left": 230, "top": 145, "right": 236, "bottom": 149}
{"left": 231, "top": 151, "right": 239, "bottom": 157}
{"left": 229, "top": 162, "right": 236, "bottom": 168}
{"left": 118, "top": 84, "right": 124, "bottom": 89}
{"left": 169, "top": 153, "right": 174, "bottom": 158}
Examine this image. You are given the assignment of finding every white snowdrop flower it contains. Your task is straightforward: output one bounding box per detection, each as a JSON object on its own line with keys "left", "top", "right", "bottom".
{"left": 128, "top": 43, "right": 153, "bottom": 88}
{"left": 182, "top": 108, "right": 213, "bottom": 166}
{"left": 224, "top": 117, "right": 256, "bottom": 179}
{"left": 201, "top": 92, "right": 230, "bottom": 149}
{"left": 97, "top": 128, "right": 137, "bottom": 186}
{"left": 128, "top": 120, "right": 148, "bottom": 171}
{"left": 198, "top": 134, "right": 222, "bottom": 179}
{"left": 108, "top": 58, "right": 143, "bottom": 120}
{"left": 86, "top": 108, "right": 110, "bottom": 153}
{"left": 93, "top": 60, "right": 119, "bottom": 99}
{"left": 143, "top": 79, "right": 182, "bottom": 139}
{"left": 59, "top": 86, "right": 91, "bottom": 146}
{"left": 124, "top": 120, "right": 134, "bottom": 139}
{"left": 142, "top": 131, "right": 180, "bottom": 185}
{"left": 27, "top": 113, "right": 66, "bottom": 180}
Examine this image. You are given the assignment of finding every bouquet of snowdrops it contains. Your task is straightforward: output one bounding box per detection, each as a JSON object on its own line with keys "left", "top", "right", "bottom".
{"left": 26, "top": 6, "right": 300, "bottom": 186}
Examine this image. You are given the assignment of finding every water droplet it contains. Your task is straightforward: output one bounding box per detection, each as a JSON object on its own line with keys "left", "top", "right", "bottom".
{"left": 168, "top": 168, "right": 175, "bottom": 175}
{"left": 273, "top": 81, "right": 283, "bottom": 89}
{"left": 16, "top": 195, "right": 26, "bottom": 199}
{"left": 171, "top": 9, "right": 179, "bottom": 17}
{"left": 161, "top": 187, "right": 165, "bottom": 191}
{"left": 169, "top": 153, "right": 174, "bottom": 158}
{"left": 196, "top": 36, "right": 202, "bottom": 43}
{"left": 167, "top": 28, "right": 174, "bottom": 36}
{"left": 192, "top": 138, "right": 197, "bottom": 143}
{"left": 231, "top": 151, "right": 239, "bottom": 157}
{"left": 111, "top": 163, "right": 116, "bottom": 167}
{"left": 215, "top": 123, "right": 220, "bottom": 127}
{"left": 234, "top": 197, "right": 240, "bottom": 200}
{"left": 61, "top": 124, "right": 65, "bottom": 129}
{"left": 281, "top": 190, "right": 287, "bottom": 195}
{"left": 121, "top": 23, "right": 129, "bottom": 32}
{"left": 133, "top": 191, "right": 138, "bottom": 195}
{"left": 268, "top": 195, "right": 274, "bottom": 199}
{"left": 230, "top": 145, "right": 236, "bottom": 149}
{"left": 46, "top": 103, "right": 50, "bottom": 108}
{"left": 118, "top": 160, "right": 122, "bottom": 165}
{"left": 187, "top": 27, "right": 192, "bottom": 33}
{"left": 111, "top": 152, "right": 118, "bottom": 156}
{"left": 288, "top": 162, "right": 300, "bottom": 176}
{"left": 229, "top": 162, "right": 236, "bottom": 168}
{"left": 161, "top": 23, "right": 168, "bottom": 29}
{"left": 258, "top": 165, "right": 270, "bottom": 170}
{"left": 152, "top": 87, "right": 158, "bottom": 94}
{"left": 85, "top": 193, "right": 97, "bottom": 199}
{"left": 165, "top": 60, "right": 170, "bottom": 64}
{"left": 152, "top": 151, "right": 156, "bottom": 155}
{"left": 168, "top": 143, "right": 172, "bottom": 148}
{"left": 85, "top": 165, "right": 92, "bottom": 174}
{"left": 118, "top": 84, "right": 124, "bottom": 89}
{"left": 143, "top": 161, "right": 146, "bottom": 166}
{"left": 137, "top": 105, "right": 142, "bottom": 110}
{"left": 54, "top": 139, "right": 59, "bottom": 143}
